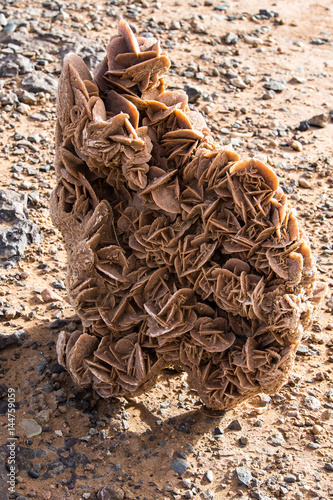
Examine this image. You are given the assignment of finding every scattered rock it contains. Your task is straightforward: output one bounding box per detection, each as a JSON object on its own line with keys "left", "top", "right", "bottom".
{"left": 267, "top": 432, "right": 285, "bottom": 446}
{"left": 0, "top": 189, "right": 41, "bottom": 268}
{"left": 171, "top": 457, "right": 190, "bottom": 475}
{"left": 184, "top": 84, "right": 202, "bottom": 103}
{"left": 18, "top": 90, "right": 38, "bottom": 105}
{"left": 308, "top": 113, "right": 329, "bottom": 128}
{"left": 229, "top": 76, "right": 247, "bottom": 89}
{"left": 312, "top": 424, "right": 323, "bottom": 435}
{"left": 35, "top": 409, "right": 51, "bottom": 425}
{"left": 41, "top": 288, "right": 63, "bottom": 303}
{"left": 203, "top": 489, "right": 214, "bottom": 500}
{"left": 224, "top": 32, "right": 238, "bottom": 45}
{"left": 298, "top": 178, "right": 311, "bottom": 189}
{"left": 97, "top": 485, "right": 125, "bottom": 500}
{"left": 0, "top": 54, "right": 33, "bottom": 75}
{"left": 176, "top": 422, "right": 191, "bottom": 434}
{"left": 21, "top": 71, "right": 57, "bottom": 94}
{"left": 0, "top": 330, "right": 29, "bottom": 349}
{"left": 297, "top": 120, "right": 310, "bottom": 132}
{"left": 205, "top": 470, "right": 214, "bottom": 482}
{"left": 289, "top": 139, "right": 303, "bottom": 152}
{"left": 228, "top": 419, "right": 242, "bottom": 431}
{"left": 235, "top": 466, "right": 253, "bottom": 487}
{"left": 297, "top": 344, "right": 309, "bottom": 354}
{"left": 285, "top": 474, "right": 297, "bottom": 483}
{"left": 243, "top": 35, "right": 263, "bottom": 46}
{"left": 19, "top": 418, "right": 42, "bottom": 438}
{"left": 303, "top": 396, "right": 321, "bottom": 410}
{"left": 262, "top": 90, "right": 276, "bottom": 100}
{"left": 264, "top": 80, "right": 287, "bottom": 92}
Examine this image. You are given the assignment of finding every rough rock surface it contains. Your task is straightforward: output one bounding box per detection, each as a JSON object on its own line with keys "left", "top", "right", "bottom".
{"left": 0, "top": 189, "right": 41, "bottom": 268}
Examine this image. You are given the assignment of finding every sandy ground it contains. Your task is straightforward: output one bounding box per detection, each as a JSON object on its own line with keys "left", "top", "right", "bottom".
{"left": 0, "top": 0, "right": 332, "bottom": 499}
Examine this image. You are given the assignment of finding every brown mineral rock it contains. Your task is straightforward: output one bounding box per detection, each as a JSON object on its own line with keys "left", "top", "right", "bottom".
{"left": 50, "top": 20, "right": 327, "bottom": 410}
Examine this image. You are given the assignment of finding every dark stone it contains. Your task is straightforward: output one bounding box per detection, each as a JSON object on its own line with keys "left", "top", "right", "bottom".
{"left": 258, "top": 9, "right": 279, "bottom": 19}
{"left": 228, "top": 419, "right": 242, "bottom": 431}
{"left": 184, "top": 84, "right": 202, "bottom": 103}
{"left": 171, "top": 457, "right": 190, "bottom": 475}
{"left": 21, "top": 71, "right": 57, "bottom": 94}
{"left": 48, "top": 363, "right": 66, "bottom": 374}
{"left": 0, "top": 330, "right": 29, "bottom": 350}
{"left": 50, "top": 318, "right": 69, "bottom": 329}
{"left": 297, "top": 120, "right": 310, "bottom": 132}
{"left": 97, "top": 485, "right": 125, "bottom": 500}
{"left": 176, "top": 422, "right": 191, "bottom": 434}
{"left": 325, "top": 462, "right": 333, "bottom": 471}
{"left": 235, "top": 466, "right": 253, "bottom": 487}
{"left": 0, "top": 190, "right": 41, "bottom": 268}
{"left": 27, "top": 470, "right": 39, "bottom": 478}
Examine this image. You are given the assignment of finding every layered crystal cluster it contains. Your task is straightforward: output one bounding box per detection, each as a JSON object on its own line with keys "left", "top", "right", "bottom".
{"left": 51, "top": 20, "right": 326, "bottom": 410}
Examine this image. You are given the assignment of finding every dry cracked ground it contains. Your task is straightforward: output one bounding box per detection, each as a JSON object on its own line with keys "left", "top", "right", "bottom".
{"left": 0, "top": 0, "right": 333, "bottom": 499}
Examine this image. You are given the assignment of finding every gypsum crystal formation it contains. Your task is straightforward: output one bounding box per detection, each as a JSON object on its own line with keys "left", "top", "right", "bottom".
{"left": 51, "top": 20, "right": 326, "bottom": 410}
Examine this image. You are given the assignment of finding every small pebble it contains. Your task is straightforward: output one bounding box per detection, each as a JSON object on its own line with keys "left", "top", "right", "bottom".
{"left": 205, "top": 470, "right": 214, "bottom": 482}
{"left": 228, "top": 419, "right": 242, "bottom": 431}
{"left": 298, "top": 178, "right": 312, "bottom": 189}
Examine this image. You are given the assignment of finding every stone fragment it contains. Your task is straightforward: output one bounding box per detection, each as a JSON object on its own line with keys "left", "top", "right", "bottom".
{"left": 205, "top": 470, "right": 214, "bottom": 482}
{"left": 267, "top": 432, "right": 285, "bottom": 446}
{"left": 228, "top": 419, "right": 242, "bottom": 430}
{"left": 289, "top": 140, "right": 302, "bottom": 152}
{"left": 243, "top": 35, "right": 263, "bottom": 45}
{"left": 0, "top": 190, "right": 41, "bottom": 268}
{"left": 41, "top": 288, "right": 63, "bottom": 303}
{"left": 0, "top": 60, "right": 19, "bottom": 77}
{"left": 298, "top": 178, "right": 311, "bottom": 189}
{"left": 235, "top": 466, "right": 253, "bottom": 487}
{"left": 264, "top": 80, "right": 287, "bottom": 92}
{"left": 224, "top": 32, "right": 238, "bottom": 45}
{"left": 97, "top": 485, "right": 125, "bottom": 500}
{"left": 203, "top": 489, "right": 214, "bottom": 500}
{"left": 172, "top": 457, "right": 190, "bottom": 475}
{"left": 21, "top": 71, "right": 57, "bottom": 94}
{"left": 285, "top": 474, "right": 297, "bottom": 483}
{"left": 303, "top": 396, "right": 321, "bottom": 410}
{"left": 296, "top": 344, "right": 309, "bottom": 355}
{"left": 308, "top": 113, "right": 329, "bottom": 128}
{"left": 312, "top": 424, "right": 323, "bottom": 434}
{"left": 18, "top": 90, "right": 37, "bottom": 105}
{"left": 19, "top": 419, "right": 42, "bottom": 438}
{"left": 230, "top": 76, "right": 247, "bottom": 89}
{"left": 35, "top": 410, "right": 51, "bottom": 425}
{"left": 184, "top": 84, "right": 202, "bottom": 103}
{"left": 0, "top": 329, "right": 29, "bottom": 349}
